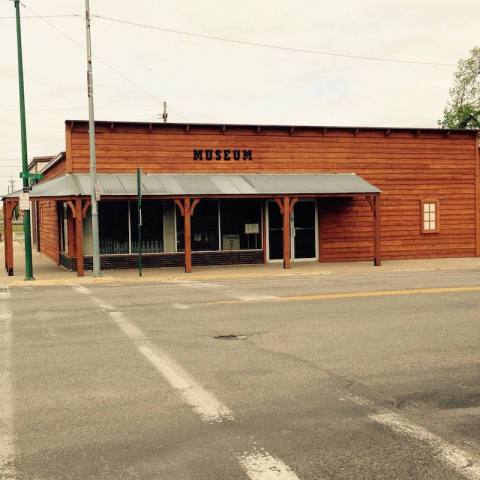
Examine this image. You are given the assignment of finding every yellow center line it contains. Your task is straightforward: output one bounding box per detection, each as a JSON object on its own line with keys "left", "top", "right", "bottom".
{"left": 206, "top": 285, "right": 480, "bottom": 306}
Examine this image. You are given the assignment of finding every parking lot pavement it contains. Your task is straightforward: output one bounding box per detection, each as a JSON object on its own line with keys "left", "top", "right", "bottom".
{"left": 2, "top": 268, "right": 480, "bottom": 479}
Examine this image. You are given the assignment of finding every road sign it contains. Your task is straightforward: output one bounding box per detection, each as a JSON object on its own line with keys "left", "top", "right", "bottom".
{"left": 19, "top": 172, "right": 43, "bottom": 181}
{"left": 19, "top": 191, "right": 30, "bottom": 210}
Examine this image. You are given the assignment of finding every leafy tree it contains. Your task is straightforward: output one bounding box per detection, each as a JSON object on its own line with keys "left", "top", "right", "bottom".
{"left": 439, "top": 47, "right": 480, "bottom": 129}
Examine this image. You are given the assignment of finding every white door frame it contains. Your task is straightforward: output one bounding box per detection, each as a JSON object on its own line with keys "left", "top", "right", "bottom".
{"left": 291, "top": 199, "right": 318, "bottom": 262}
{"left": 265, "top": 199, "right": 318, "bottom": 262}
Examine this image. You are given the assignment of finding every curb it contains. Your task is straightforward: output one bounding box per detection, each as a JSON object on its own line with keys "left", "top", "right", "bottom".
{"left": 3, "top": 263, "right": 480, "bottom": 288}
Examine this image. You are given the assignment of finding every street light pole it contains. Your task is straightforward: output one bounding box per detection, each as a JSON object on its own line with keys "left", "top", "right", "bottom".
{"left": 85, "top": 0, "right": 101, "bottom": 277}
{"left": 14, "top": 0, "right": 34, "bottom": 280}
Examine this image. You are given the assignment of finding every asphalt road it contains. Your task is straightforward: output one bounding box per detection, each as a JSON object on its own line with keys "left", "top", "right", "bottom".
{"left": 2, "top": 268, "right": 480, "bottom": 479}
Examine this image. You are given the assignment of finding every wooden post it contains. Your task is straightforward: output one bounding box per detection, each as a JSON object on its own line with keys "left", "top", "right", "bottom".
{"left": 317, "top": 199, "right": 322, "bottom": 262}
{"left": 7, "top": 201, "right": 15, "bottom": 276}
{"left": 3, "top": 201, "right": 15, "bottom": 276}
{"left": 75, "top": 198, "right": 84, "bottom": 277}
{"left": 283, "top": 196, "right": 291, "bottom": 269}
{"left": 374, "top": 195, "right": 381, "bottom": 266}
{"left": 174, "top": 198, "right": 197, "bottom": 273}
{"left": 3, "top": 202, "right": 8, "bottom": 270}
{"left": 262, "top": 201, "right": 267, "bottom": 263}
{"left": 184, "top": 198, "right": 192, "bottom": 273}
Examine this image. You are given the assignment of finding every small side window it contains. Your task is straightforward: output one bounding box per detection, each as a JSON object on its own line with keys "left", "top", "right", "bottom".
{"left": 421, "top": 200, "right": 439, "bottom": 233}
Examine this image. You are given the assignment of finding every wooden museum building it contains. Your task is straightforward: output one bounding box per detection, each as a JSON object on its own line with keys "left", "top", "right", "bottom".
{"left": 3, "top": 121, "right": 480, "bottom": 276}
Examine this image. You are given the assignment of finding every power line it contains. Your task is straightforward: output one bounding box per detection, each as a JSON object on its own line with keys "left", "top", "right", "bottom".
{"left": 94, "top": 14, "right": 456, "bottom": 68}
{"left": 0, "top": 14, "right": 81, "bottom": 20}
{"left": 3, "top": 7, "right": 456, "bottom": 68}
{"left": 15, "top": 2, "right": 188, "bottom": 121}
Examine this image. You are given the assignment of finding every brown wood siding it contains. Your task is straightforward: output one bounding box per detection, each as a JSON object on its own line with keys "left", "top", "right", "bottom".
{"left": 68, "top": 123, "right": 478, "bottom": 262}
{"left": 38, "top": 200, "right": 59, "bottom": 263}
{"left": 66, "top": 124, "right": 73, "bottom": 173}
{"left": 41, "top": 157, "right": 67, "bottom": 181}
{"left": 476, "top": 133, "right": 480, "bottom": 256}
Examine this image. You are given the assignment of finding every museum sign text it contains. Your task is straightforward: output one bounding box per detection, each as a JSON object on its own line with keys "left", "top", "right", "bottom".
{"left": 193, "top": 149, "right": 253, "bottom": 161}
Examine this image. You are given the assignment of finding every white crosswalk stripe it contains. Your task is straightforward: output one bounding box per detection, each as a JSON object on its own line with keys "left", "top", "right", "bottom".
{"left": 0, "top": 287, "right": 15, "bottom": 479}
{"left": 72, "top": 284, "right": 302, "bottom": 479}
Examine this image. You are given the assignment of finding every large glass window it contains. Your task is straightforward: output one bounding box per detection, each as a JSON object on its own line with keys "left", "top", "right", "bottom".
{"left": 176, "top": 199, "right": 219, "bottom": 252}
{"left": 99, "top": 201, "right": 129, "bottom": 254}
{"left": 220, "top": 200, "right": 262, "bottom": 250}
{"left": 98, "top": 200, "right": 165, "bottom": 254}
{"left": 131, "top": 201, "right": 164, "bottom": 253}
{"left": 98, "top": 198, "right": 263, "bottom": 255}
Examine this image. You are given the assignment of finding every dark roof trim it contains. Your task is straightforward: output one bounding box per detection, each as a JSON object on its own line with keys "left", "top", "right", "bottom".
{"left": 28, "top": 155, "right": 55, "bottom": 171}
{"left": 39, "top": 151, "right": 66, "bottom": 175}
{"left": 65, "top": 119, "right": 479, "bottom": 135}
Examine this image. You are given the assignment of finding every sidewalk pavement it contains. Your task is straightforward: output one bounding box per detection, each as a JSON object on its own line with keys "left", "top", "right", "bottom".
{"left": 1, "top": 240, "right": 480, "bottom": 287}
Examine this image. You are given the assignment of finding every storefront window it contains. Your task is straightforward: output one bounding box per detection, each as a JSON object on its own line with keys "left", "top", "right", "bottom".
{"left": 99, "top": 198, "right": 262, "bottom": 255}
{"left": 99, "top": 201, "right": 129, "bottom": 254}
{"left": 131, "top": 200, "right": 164, "bottom": 253}
{"left": 220, "top": 200, "right": 262, "bottom": 250}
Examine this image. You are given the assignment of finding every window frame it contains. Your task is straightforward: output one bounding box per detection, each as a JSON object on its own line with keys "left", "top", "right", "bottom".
{"left": 219, "top": 199, "right": 263, "bottom": 251}
{"left": 420, "top": 199, "right": 440, "bottom": 234}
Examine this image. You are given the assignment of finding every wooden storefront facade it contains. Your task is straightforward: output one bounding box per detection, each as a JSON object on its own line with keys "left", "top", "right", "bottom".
{"left": 3, "top": 120, "right": 480, "bottom": 276}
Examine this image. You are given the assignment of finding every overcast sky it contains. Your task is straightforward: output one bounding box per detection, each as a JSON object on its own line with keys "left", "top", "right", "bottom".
{"left": 1, "top": 0, "right": 479, "bottom": 194}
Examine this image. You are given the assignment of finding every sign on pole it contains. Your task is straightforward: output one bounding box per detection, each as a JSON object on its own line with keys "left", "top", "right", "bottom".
{"left": 19, "top": 191, "right": 30, "bottom": 211}
{"left": 19, "top": 172, "right": 43, "bottom": 181}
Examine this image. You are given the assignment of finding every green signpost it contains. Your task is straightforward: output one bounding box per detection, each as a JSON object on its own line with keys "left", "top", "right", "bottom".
{"left": 14, "top": 0, "right": 34, "bottom": 280}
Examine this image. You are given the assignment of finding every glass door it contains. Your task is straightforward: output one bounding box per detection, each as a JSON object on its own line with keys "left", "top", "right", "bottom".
{"left": 292, "top": 201, "right": 317, "bottom": 260}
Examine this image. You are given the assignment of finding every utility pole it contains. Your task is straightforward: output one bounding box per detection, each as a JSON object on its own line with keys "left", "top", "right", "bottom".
{"left": 14, "top": 0, "right": 34, "bottom": 280}
{"left": 85, "top": 0, "right": 101, "bottom": 277}
{"left": 8, "top": 177, "right": 16, "bottom": 194}
{"left": 162, "top": 101, "right": 168, "bottom": 123}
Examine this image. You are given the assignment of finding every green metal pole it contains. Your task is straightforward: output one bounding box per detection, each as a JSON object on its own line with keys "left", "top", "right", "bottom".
{"left": 137, "top": 168, "right": 142, "bottom": 276}
{"left": 14, "top": 0, "right": 34, "bottom": 280}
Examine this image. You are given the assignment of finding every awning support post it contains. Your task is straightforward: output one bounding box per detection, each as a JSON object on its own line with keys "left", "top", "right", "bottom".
{"left": 175, "top": 198, "right": 200, "bottom": 274}
{"left": 3, "top": 200, "right": 16, "bottom": 276}
{"left": 374, "top": 195, "right": 381, "bottom": 266}
{"left": 262, "top": 202, "right": 267, "bottom": 264}
{"left": 184, "top": 198, "right": 192, "bottom": 273}
{"left": 75, "top": 198, "right": 84, "bottom": 276}
{"left": 283, "top": 196, "right": 291, "bottom": 269}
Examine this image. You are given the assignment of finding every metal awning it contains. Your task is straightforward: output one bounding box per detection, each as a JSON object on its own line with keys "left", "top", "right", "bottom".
{"left": 4, "top": 173, "right": 380, "bottom": 199}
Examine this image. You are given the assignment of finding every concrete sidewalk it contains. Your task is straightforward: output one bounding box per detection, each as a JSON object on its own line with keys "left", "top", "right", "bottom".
{"left": 1, "top": 240, "right": 480, "bottom": 287}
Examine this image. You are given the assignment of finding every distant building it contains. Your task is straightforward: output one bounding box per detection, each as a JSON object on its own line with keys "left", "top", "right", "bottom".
{"left": 28, "top": 155, "right": 57, "bottom": 249}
